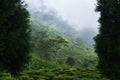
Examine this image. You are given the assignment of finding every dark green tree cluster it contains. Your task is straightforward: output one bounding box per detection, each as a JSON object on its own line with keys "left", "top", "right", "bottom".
{"left": 0, "top": 0, "right": 30, "bottom": 76}
{"left": 94, "top": 0, "right": 120, "bottom": 80}
{"left": 66, "top": 57, "right": 75, "bottom": 66}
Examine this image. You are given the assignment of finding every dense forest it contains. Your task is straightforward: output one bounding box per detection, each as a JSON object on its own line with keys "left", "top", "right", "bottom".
{"left": 0, "top": 0, "right": 119, "bottom": 80}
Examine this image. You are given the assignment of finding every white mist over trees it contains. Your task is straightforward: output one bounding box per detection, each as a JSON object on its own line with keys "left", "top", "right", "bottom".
{"left": 25, "top": 0, "right": 99, "bottom": 46}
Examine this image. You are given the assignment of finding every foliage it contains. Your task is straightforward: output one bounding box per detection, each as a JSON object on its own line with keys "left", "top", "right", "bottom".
{"left": 30, "top": 21, "right": 68, "bottom": 63}
{"left": 94, "top": 0, "right": 120, "bottom": 80}
{"left": 30, "top": 20, "right": 97, "bottom": 67}
{"left": 0, "top": 67, "right": 109, "bottom": 80}
{"left": 0, "top": 0, "right": 30, "bottom": 76}
{"left": 28, "top": 53, "right": 54, "bottom": 70}
{"left": 66, "top": 57, "right": 75, "bottom": 66}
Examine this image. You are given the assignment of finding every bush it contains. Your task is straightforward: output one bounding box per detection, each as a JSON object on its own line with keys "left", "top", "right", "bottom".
{"left": 19, "top": 76, "right": 33, "bottom": 80}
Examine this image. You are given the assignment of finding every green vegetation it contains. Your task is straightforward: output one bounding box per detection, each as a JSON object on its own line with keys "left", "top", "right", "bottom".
{"left": 1, "top": 0, "right": 119, "bottom": 80}
{"left": 94, "top": 0, "right": 120, "bottom": 80}
{"left": 0, "top": 67, "right": 109, "bottom": 80}
{"left": 0, "top": 0, "right": 30, "bottom": 76}
{"left": 0, "top": 19, "right": 106, "bottom": 79}
{"left": 29, "top": 20, "right": 97, "bottom": 68}
{"left": 66, "top": 57, "right": 75, "bottom": 66}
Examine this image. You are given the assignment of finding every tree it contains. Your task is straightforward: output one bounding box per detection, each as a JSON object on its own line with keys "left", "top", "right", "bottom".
{"left": 66, "top": 57, "right": 75, "bottom": 66}
{"left": 30, "top": 22, "right": 68, "bottom": 64}
{"left": 94, "top": 0, "right": 120, "bottom": 79}
{"left": 50, "top": 36, "right": 68, "bottom": 66}
{"left": 0, "top": 0, "right": 30, "bottom": 76}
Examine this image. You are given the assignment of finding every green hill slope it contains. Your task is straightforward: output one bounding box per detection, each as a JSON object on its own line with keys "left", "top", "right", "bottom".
{"left": 29, "top": 20, "right": 97, "bottom": 68}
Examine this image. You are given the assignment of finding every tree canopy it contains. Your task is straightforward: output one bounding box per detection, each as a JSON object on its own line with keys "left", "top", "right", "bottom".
{"left": 94, "top": 0, "right": 120, "bottom": 80}
{"left": 0, "top": 0, "right": 30, "bottom": 76}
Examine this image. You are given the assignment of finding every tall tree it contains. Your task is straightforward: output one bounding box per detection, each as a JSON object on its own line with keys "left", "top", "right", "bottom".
{"left": 94, "top": 0, "right": 120, "bottom": 80}
{"left": 0, "top": 0, "right": 30, "bottom": 76}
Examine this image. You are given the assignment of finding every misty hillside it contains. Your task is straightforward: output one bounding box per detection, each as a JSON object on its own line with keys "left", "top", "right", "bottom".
{"left": 0, "top": 0, "right": 105, "bottom": 80}
{"left": 29, "top": 9, "right": 77, "bottom": 37}
{"left": 30, "top": 19, "right": 97, "bottom": 67}
{"left": 25, "top": 0, "right": 96, "bottom": 46}
{"left": 1, "top": 0, "right": 118, "bottom": 80}
{"left": 24, "top": 0, "right": 98, "bottom": 67}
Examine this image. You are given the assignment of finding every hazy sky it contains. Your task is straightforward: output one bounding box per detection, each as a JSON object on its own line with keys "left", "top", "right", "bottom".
{"left": 25, "top": 0, "right": 99, "bottom": 32}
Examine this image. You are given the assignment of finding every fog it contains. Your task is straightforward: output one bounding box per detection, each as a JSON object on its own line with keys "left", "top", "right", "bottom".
{"left": 25, "top": 0, "right": 100, "bottom": 45}
{"left": 25, "top": 0, "right": 99, "bottom": 32}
